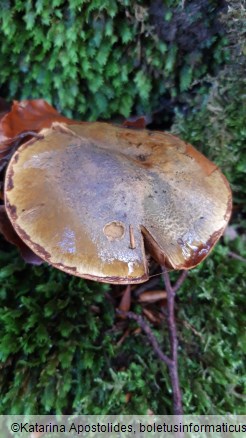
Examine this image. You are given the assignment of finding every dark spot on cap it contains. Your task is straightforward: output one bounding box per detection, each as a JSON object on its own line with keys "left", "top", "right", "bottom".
{"left": 137, "top": 154, "right": 147, "bottom": 162}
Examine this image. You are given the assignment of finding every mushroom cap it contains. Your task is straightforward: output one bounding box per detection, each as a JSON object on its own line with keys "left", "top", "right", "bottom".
{"left": 4, "top": 122, "right": 232, "bottom": 284}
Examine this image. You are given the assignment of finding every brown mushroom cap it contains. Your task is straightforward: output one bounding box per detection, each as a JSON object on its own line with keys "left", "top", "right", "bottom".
{"left": 4, "top": 122, "right": 232, "bottom": 284}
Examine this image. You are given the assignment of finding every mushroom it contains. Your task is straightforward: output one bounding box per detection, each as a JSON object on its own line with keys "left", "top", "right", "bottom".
{"left": 4, "top": 122, "right": 232, "bottom": 284}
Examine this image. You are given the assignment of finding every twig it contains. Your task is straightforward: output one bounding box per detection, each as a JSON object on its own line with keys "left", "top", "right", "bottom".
{"left": 116, "top": 270, "right": 186, "bottom": 416}
{"left": 116, "top": 309, "right": 172, "bottom": 368}
{"left": 162, "top": 268, "right": 183, "bottom": 415}
{"left": 180, "top": 318, "right": 203, "bottom": 339}
{"left": 173, "top": 270, "right": 188, "bottom": 293}
{"left": 228, "top": 250, "right": 246, "bottom": 263}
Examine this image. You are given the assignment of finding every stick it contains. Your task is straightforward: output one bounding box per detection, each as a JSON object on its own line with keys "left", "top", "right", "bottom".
{"left": 162, "top": 268, "right": 183, "bottom": 415}
{"left": 116, "top": 270, "right": 186, "bottom": 415}
{"left": 116, "top": 309, "right": 172, "bottom": 368}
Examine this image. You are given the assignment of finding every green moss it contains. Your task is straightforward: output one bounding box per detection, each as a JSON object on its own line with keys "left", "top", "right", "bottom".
{"left": 172, "top": 1, "right": 246, "bottom": 213}
{"left": 169, "top": 2, "right": 246, "bottom": 413}
{"left": 0, "top": 243, "right": 166, "bottom": 414}
{"left": 177, "top": 244, "right": 246, "bottom": 414}
{"left": 0, "top": 0, "right": 227, "bottom": 120}
{"left": 0, "top": 239, "right": 245, "bottom": 414}
{"left": 172, "top": 72, "right": 246, "bottom": 213}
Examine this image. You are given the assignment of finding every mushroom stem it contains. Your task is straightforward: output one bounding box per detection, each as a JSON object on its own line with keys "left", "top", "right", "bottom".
{"left": 162, "top": 268, "right": 183, "bottom": 415}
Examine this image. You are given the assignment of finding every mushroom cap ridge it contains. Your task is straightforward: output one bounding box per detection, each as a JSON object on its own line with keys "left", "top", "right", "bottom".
{"left": 4, "top": 122, "right": 232, "bottom": 284}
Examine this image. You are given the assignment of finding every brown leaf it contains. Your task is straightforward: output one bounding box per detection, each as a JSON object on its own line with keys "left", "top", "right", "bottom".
{"left": 125, "top": 392, "right": 132, "bottom": 403}
{"left": 132, "top": 327, "right": 142, "bottom": 335}
{"left": 138, "top": 290, "right": 167, "bottom": 303}
{"left": 0, "top": 205, "right": 43, "bottom": 265}
{"left": 123, "top": 115, "right": 151, "bottom": 129}
{"left": 116, "top": 328, "right": 130, "bottom": 346}
{"left": 1, "top": 99, "right": 74, "bottom": 140}
{"left": 0, "top": 99, "right": 81, "bottom": 169}
{"left": 118, "top": 285, "right": 131, "bottom": 315}
{"left": 142, "top": 308, "right": 162, "bottom": 325}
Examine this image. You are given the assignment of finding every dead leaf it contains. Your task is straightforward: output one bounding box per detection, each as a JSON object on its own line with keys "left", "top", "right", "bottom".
{"left": 118, "top": 285, "right": 131, "bottom": 316}
{"left": 0, "top": 99, "right": 81, "bottom": 169}
{"left": 132, "top": 327, "right": 142, "bottom": 335}
{"left": 123, "top": 115, "right": 151, "bottom": 129}
{"left": 138, "top": 290, "right": 167, "bottom": 303}
{"left": 1, "top": 99, "right": 75, "bottom": 140}
{"left": 142, "top": 308, "right": 162, "bottom": 325}
{"left": 125, "top": 392, "right": 132, "bottom": 403}
{"left": 116, "top": 328, "right": 130, "bottom": 346}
